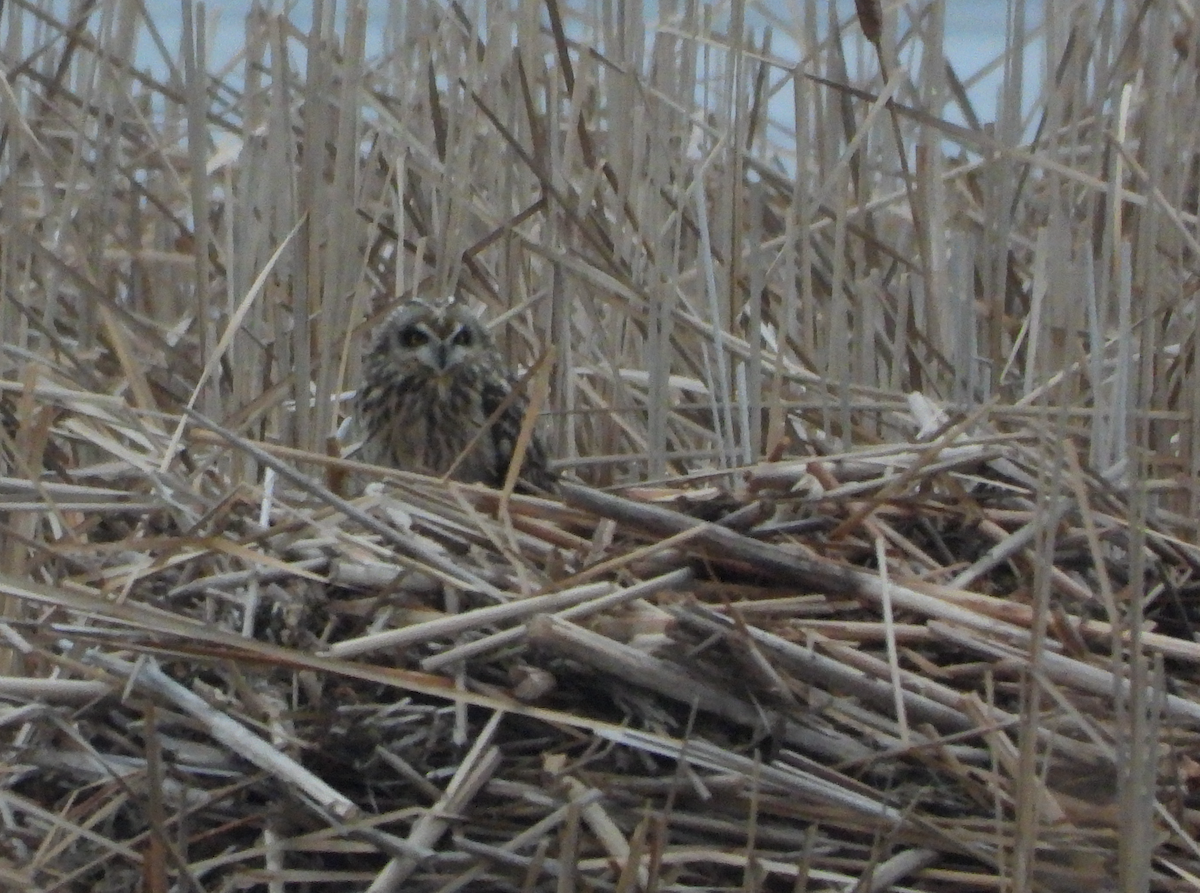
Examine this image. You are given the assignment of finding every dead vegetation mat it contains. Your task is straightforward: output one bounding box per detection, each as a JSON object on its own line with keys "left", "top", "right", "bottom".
{"left": 1, "top": 391, "right": 1199, "bottom": 892}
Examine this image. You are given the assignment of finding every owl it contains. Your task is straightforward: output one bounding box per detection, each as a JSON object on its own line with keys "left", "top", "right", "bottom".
{"left": 355, "top": 298, "right": 556, "bottom": 492}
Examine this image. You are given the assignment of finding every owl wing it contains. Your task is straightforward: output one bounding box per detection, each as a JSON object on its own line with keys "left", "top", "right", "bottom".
{"left": 479, "top": 375, "right": 557, "bottom": 492}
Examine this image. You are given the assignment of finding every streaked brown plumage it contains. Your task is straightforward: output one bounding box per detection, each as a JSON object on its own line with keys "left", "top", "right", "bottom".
{"left": 356, "top": 298, "right": 556, "bottom": 491}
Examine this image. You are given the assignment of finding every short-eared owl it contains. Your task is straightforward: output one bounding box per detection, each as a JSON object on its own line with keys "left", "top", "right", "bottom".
{"left": 356, "top": 298, "right": 556, "bottom": 491}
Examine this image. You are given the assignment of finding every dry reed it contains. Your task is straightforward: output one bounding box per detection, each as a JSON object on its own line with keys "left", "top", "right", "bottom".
{"left": 2, "top": 0, "right": 1199, "bottom": 890}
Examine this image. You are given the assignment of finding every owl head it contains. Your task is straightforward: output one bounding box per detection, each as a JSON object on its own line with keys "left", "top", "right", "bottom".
{"left": 369, "top": 298, "right": 496, "bottom": 379}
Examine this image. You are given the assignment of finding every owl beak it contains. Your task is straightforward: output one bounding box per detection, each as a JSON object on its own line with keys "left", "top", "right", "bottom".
{"left": 430, "top": 345, "right": 455, "bottom": 396}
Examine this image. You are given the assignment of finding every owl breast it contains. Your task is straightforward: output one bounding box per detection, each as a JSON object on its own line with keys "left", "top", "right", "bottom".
{"left": 358, "top": 364, "right": 503, "bottom": 484}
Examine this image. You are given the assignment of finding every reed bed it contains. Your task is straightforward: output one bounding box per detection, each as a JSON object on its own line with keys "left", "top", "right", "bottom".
{"left": 2, "top": 0, "right": 1200, "bottom": 889}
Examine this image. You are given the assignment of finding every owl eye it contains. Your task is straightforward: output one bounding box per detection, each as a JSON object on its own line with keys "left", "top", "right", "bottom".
{"left": 397, "top": 327, "right": 428, "bottom": 349}
{"left": 452, "top": 327, "right": 474, "bottom": 347}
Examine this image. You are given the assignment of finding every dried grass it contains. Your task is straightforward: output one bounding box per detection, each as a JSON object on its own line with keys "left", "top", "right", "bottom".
{"left": 2, "top": 0, "right": 1200, "bottom": 890}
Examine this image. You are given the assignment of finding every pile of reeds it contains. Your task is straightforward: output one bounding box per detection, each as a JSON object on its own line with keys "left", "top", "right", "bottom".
{"left": 2, "top": 0, "right": 1200, "bottom": 890}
